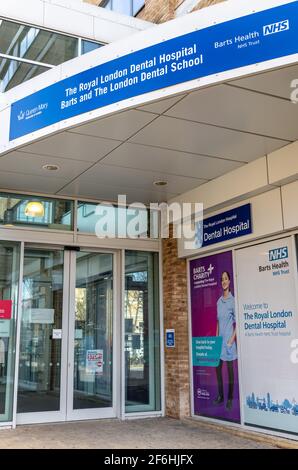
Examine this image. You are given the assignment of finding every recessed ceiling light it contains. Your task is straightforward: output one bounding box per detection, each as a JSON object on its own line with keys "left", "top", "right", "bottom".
{"left": 153, "top": 180, "right": 168, "bottom": 186}
{"left": 42, "top": 164, "right": 60, "bottom": 171}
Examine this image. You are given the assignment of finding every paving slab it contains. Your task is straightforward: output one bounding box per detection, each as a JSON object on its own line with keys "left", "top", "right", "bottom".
{"left": 0, "top": 418, "right": 277, "bottom": 449}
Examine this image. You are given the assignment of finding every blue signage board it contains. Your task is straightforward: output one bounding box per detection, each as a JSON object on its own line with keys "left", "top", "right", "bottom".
{"left": 166, "top": 329, "right": 175, "bottom": 348}
{"left": 195, "top": 203, "right": 252, "bottom": 248}
{"left": 10, "top": 1, "right": 298, "bottom": 140}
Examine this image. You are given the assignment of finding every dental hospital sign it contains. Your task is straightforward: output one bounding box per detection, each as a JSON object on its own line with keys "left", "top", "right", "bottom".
{"left": 9, "top": 1, "right": 298, "bottom": 140}
{"left": 195, "top": 204, "right": 252, "bottom": 249}
{"left": 61, "top": 45, "right": 201, "bottom": 109}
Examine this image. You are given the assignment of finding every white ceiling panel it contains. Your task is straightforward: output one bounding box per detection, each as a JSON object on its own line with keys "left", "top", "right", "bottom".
{"left": 0, "top": 151, "right": 93, "bottom": 179}
{"left": 102, "top": 142, "right": 244, "bottom": 179}
{"left": 58, "top": 179, "right": 178, "bottom": 204}
{"left": 21, "top": 132, "right": 121, "bottom": 162}
{"left": 67, "top": 163, "right": 206, "bottom": 195}
{"left": 130, "top": 116, "right": 289, "bottom": 162}
{"left": 165, "top": 85, "right": 298, "bottom": 141}
{"left": 68, "top": 110, "right": 158, "bottom": 141}
{"left": 137, "top": 94, "right": 187, "bottom": 114}
{"left": 0, "top": 171, "right": 69, "bottom": 194}
{"left": 229, "top": 64, "right": 298, "bottom": 100}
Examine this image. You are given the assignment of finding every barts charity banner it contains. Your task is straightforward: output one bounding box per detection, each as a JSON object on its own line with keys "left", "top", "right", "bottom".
{"left": 236, "top": 237, "right": 298, "bottom": 434}
{"left": 190, "top": 251, "right": 240, "bottom": 423}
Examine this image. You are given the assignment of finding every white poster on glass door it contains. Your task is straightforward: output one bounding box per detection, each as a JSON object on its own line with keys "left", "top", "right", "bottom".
{"left": 236, "top": 237, "right": 298, "bottom": 434}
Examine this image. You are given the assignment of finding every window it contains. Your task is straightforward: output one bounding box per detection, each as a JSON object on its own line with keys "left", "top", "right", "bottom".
{"left": 77, "top": 201, "right": 159, "bottom": 238}
{"left": 0, "top": 241, "right": 20, "bottom": 422}
{"left": 0, "top": 19, "right": 104, "bottom": 92}
{"left": 103, "top": 0, "right": 145, "bottom": 16}
{"left": 0, "top": 192, "right": 73, "bottom": 230}
{"left": 125, "top": 251, "right": 161, "bottom": 413}
{"left": 0, "top": 57, "right": 49, "bottom": 92}
{"left": 81, "top": 40, "right": 103, "bottom": 55}
{"left": 0, "top": 20, "right": 78, "bottom": 66}
{"left": 133, "top": 0, "right": 145, "bottom": 15}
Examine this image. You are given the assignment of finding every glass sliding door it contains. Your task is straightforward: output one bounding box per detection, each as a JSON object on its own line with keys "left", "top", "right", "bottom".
{"left": 125, "top": 251, "right": 161, "bottom": 413}
{"left": 0, "top": 241, "right": 20, "bottom": 423}
{"left": 17, "top": 247, "right": 66, "bottom": 423}
{"left": 67, "top": 250, "right": 115, "bottom": 420}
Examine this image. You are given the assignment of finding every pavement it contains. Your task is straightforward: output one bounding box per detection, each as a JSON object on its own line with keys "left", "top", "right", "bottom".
{"left": 0, "top": 417, "right": 278, "bottom": 449}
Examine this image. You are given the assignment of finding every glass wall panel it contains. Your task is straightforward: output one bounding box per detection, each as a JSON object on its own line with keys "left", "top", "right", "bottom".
{"left": 82, "top": 40, "right": 103, "bottom": 55}
{"left": 112, "top": 0, "right": 132, "bottom": 15}
{"left": 133, "top": 0, "right": 145, "bottom": 15}
{"left": 0, "top": 241, "right": 20, "bottom": 422}
{"left": 125, "top": 251, "right": 161, "bottom": 412}
{"left": 0, "top": 57, "right": 49, "bottom": 92}
{"left": 73, "top": 252, "right": 113, "bottom": 409}
{"left": 77, "top": 201, "right": 158, "bottom": 238}
{"left": 17, "top": 248, "right": 64, "bottom": 414}
{"left": 103, "top": 0, "right": 144, "bottom": 15}
{"left": 0, "top": 193, "right": 73, "bottom": 230}
{"left": 0, "top": 20, "right": 78, "bottom": 65}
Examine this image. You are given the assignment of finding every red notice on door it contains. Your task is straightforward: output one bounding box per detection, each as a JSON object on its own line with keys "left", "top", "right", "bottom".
{"left": 0, "top": 300, "right": 12, "bottom": 319}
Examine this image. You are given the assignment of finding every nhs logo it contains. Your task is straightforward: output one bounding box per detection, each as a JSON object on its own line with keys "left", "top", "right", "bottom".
{"left": 263, "top": 19, "right": 289, "bottom": 36}
{"left": 269, "top": 247, "right": 288, "bottom": 262}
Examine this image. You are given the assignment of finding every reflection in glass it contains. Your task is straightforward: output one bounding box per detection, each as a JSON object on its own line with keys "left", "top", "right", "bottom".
{"left": 0, "top": 19, "right": 78, "bottom": 65}
{"left": 81, "top": 40, "right": 103, "bottom": 55}
{"left": 102, "top": 0, "right": 144, "bottom": 15}
{"left": 0, "top": 241, "right": 20, "bottom": 422}
{"left": 0, "top": 19, "right": 103, "bottom": 92}
{"left": 125, "top": 251, "right": 161, "bottom": 412}
{"left": 0, "top": 57, "right": 49, "bottom": 92}
{"left": 17, "top": 249, "right": 64, "bottom": 413}
{"left": 77, "top": 201, "right": 158, "bottom": 238}
{"left": 0, "top": 192, "right": 73, "bottom": 230}
{"left": 73, "top": 252, "right": 113, "bottom": 409}
{"left": 133, "top": 0, "right": 145, "bottom": 15}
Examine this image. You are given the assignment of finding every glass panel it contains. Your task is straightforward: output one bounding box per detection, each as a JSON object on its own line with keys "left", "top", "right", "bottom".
{"left": 102, "top": 0, "right": 112, "bottom": 10}
{"left": 81, "top": 40, "right": 103, "bottom": 55}
{"left": 133, "top": 0, "right": 145, "bottom": 15}
{"left": 125, "top": 251, "right": 161, "bottom": 412}
{"left": 73, "top": 252, "right": 113, "bottom": 409}
{"left": 0, "top": 20, "right": 78, "bottom": 65}
{"left": 0, "top": 192, "right": 73, "bottom": 230}
{"left": 0, "top": 241, "right": 20, "bottom": 422}
{"left": 103, "top": 0, "right": 144, "bottom": 16}
{"left": 17, "top": 249, "right": 64, "bottom": 413}
{"left": 77, "top": 201, "right": 158, "bottom": 238}
{"left": 111, "top": 0, "right": 132, "bottom": 15}
{"left": 0, "top": 57, "right": 49, "bottom": 92}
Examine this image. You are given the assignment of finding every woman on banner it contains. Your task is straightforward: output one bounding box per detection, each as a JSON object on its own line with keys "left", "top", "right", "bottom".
{"left": 213, "top": 271, "right": 237, "bottom": 410}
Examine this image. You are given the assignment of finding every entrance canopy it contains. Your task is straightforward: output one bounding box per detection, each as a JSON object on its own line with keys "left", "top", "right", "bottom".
{"left": 0, "top": 0, "right": 297, "bottom": 204}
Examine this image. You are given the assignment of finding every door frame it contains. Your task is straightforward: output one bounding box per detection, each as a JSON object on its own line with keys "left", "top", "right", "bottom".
{"left": 16, "top": 245, "right": 69, "bottom": 425}
{"left": 66, "top": 247, "right": 119, "bottom": 421}
{"left": 15, "top": 244, "right": 120, "bottom": 424}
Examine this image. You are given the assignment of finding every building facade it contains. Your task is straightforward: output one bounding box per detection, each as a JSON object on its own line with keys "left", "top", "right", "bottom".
{"left": 0, "top": 0, "right": 298, "bottom": 443}
{"left": 84, "top": 0, "right": 227, "bottom": 24}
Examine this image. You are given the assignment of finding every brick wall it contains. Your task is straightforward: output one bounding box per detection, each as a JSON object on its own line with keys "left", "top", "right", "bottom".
{"left": 137, "top": 0, "right": 174, "bottom": 23}
{"left": 163, "top": 226, "right": 190, "bottom": 418}
{"left": 192, "top": 0, "right": 225, "bottom": 12}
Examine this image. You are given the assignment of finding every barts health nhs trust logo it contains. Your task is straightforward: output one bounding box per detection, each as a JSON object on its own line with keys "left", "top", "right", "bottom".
{"left": 263, "top": 19, "right": 289, "bottom": 36}
{"left": 268, "top": 246, "right": 288, "bottom": 262}
{"left": 17, "top": 102, "right": 48, "bottom": 122}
